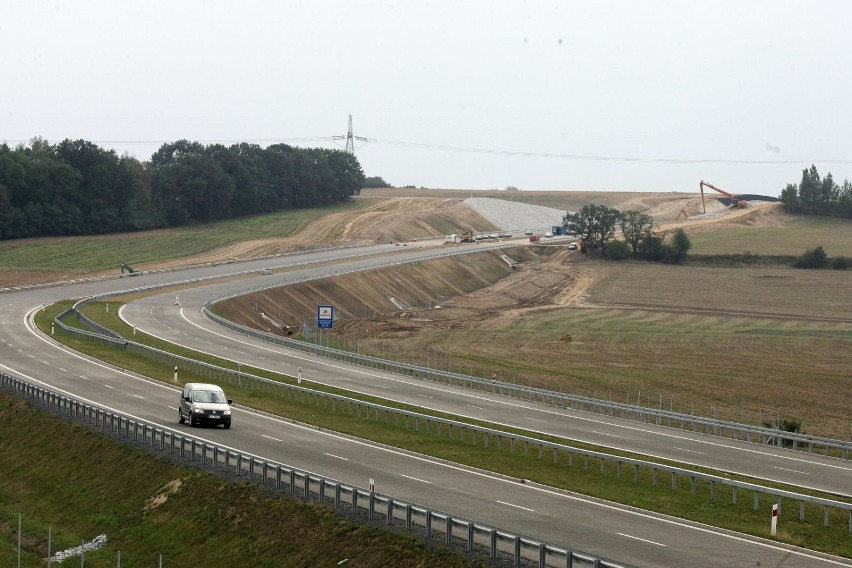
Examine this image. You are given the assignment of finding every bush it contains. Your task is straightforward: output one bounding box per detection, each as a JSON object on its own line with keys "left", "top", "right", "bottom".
{"left": 604, "top": 240, "right": 630, "bottom": 260}
{"left": 793, "top": 246, "right": 828, "bottom": 269}
{"left": 830, "top": 256, "right": 850, "bottom": 269}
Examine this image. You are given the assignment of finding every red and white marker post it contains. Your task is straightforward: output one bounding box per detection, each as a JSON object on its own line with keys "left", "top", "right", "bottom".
{"left": 369, "top": 479, "right": 375, "bottom": 493}
{"left": 771, "top": 503, "right": 778, "bottom": 537}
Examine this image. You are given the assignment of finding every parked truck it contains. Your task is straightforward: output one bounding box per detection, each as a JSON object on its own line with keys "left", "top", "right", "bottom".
{"left": 551, "top": 225, "right": 565, "bottom": 236}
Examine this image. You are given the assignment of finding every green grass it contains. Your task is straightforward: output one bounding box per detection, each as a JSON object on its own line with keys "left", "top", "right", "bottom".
{"left": 32, "top": 301, "right": 852, "bottom": 559}
{"left": 0, "top": 199, "right": 369, "bottom": 275}
{"left": 0, "top": 393, "right": 485, "bottom": 568}
{"left": 689, "top": 214, "right": 852, "bottom": 256}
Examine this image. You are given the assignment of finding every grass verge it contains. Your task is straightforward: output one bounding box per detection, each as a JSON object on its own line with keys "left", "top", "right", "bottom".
{"left": 30, "top": 301, "right": 852, "bottom": 559}
{"left": 0, "top": 393, "right": 484, "bottom": 568}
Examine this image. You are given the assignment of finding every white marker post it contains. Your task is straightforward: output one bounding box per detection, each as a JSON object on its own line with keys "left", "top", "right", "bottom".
{"left": 173, "top": 366, "right": 178, "bottom": 383}
{"left": 771, "top": 503, "right": 778, "bottom": 537}
{"left": 369, "top": 479, "right": 375, "bottom": 493}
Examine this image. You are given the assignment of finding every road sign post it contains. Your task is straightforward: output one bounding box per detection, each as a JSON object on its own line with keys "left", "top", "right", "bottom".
{"left": 317, "top": 305, "right": 334, "bottom": 329}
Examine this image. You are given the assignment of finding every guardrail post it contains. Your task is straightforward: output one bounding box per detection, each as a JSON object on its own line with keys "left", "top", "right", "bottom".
{"left": 387, "top": 498, "right": 394, "bottom": 526}
{"left": 446, "top": 515, "right": 453, "bottom": 546}
{"left": 513, "top": 536, "right": 521, "bottom": 567}
{"left": 405, "top": 504, "right": 412, "bottom": 532}
{"left": 539, "top": 543, "right": 546, "bottom": 567}
{"left": 489, "top": 529, "right": 497, "bottom": 559}
{"left": 467, "top": 522, "right": 474, "bottom": 553}
{"left": 425, "top": 510, "right": 432, "bottom": 538}
{"left": 368, "top": 490, "right": 375, "bottom": 519}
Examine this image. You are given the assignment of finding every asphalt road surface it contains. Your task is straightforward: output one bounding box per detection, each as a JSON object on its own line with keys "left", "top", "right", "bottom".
{"left": 2, "top": 245, "right": 850, "bottom": 568}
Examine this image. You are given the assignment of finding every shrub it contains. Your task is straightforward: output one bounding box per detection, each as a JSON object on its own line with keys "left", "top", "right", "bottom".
{"left": 793, "top": 246, "right": 828, "bottom": 269}
{"left": 830, "top": 256, "right": 850, "bottom": 269}
{"left": 605, "top": 240, "right": 630, "bottom": 260}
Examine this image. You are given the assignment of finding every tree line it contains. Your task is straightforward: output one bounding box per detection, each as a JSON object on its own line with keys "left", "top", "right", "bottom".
{"left": 781, "top": 165, "right": 852, "bottom": 218}
{"left": 563, "top": 205, "right": 691, "bottom": 263}
{"left": 0, "top": 138, "right": 365, "bottom": 239}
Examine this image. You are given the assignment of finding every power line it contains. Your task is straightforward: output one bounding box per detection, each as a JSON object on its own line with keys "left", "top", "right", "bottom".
{"left": 5, "top": 134, "right": 850, "bottom": 166}
{"left": 361, "top": 138, "right": 852, "bottom": 165}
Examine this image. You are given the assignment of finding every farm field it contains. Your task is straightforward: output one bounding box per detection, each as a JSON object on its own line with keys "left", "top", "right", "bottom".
{"left": 221, "top": 247, "right": 852, "bottom": 440}
{"left": 5, "top": 189, "right": 851, "bottom": 440}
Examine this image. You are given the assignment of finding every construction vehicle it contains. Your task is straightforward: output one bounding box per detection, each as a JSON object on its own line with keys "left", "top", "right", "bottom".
{"left": 458, "top": 229, "right": 476, "bottom": 243}
{"left": 699, "top": 180, "right": 748, "bottom": 213}
{"left": 120, "top": 262, "right": 140, "bottom": 277}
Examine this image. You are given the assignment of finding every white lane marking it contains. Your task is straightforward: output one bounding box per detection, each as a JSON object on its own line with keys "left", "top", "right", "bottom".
{"left": 103, "top": 384, "right": 114, "bottom": 389}
{"left": 466, "top": 405, "right": 485, "bottom": 410}
{"left": 4, "top": 350, "right": 849, "bottom": 568}
{"left": 673, "top": 447, "right": 706, "bottom": 455}
{"left": 772, "top": 466, "right": 810, "bottom": 475}
{"left": 78, "top": 376, "right": 90, "bottom": 381}
{"left": 617, "top": 533, "right": 667, "bottom": 547}
{"left": 591, "top": 430, "right": 621, "bottom": 438}
{"left": 374, "top": 385, "right": 389, "bottom": 389}
{"left": 58, "top": 367, "right": 68, "bottom": 372}
{"left": 148, "top": 302, "right": 852, "bottom": 490}
{"left": 400, "top": 474, "right": 432, "bottom": 484}
{"left": 262, "top": 434, "right": 283, "bottom": 442}
{"left": 497, "top": 500, "right": 535, "bottom": 512}
{"left": 133, "top": 394, "right": 145, "bottom": 399}
{"left": 525, "top": 417, "right": 548, "bottom": 423}
{"left": 324, "top": 453, "right": 349, "bottom": 461}
{"left": 418, "top": 395, "right": 434, "bottom": 399}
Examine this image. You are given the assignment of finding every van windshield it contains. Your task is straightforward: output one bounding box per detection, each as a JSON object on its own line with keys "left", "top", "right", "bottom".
{"left": 192, "top": 390, "right": 227, "bottom": 404}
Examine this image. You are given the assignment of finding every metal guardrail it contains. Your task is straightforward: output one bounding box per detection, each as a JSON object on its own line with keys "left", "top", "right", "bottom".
{"left": 204, "top": 305, "right": 852, "bottom": 460}
{"left": 0, "top": 371, "right": 630, "bottom": 568}
{"left": 50, "top": 315, "right": 852, "bottom": 532}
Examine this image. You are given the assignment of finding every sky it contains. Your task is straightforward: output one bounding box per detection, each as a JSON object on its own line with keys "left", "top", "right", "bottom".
{"left": 2, "top": 1, "right": 851, "bottom": 194}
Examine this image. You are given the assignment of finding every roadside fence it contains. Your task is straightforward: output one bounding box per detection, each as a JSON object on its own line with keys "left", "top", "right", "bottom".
{"left": 0, "top": 371, "right": 630, "bottom": 568}
{"left": 48, "top": 313, "right": 852, "bottom": 533}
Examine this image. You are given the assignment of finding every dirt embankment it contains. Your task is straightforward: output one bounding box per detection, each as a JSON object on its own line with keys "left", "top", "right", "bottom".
{"left": 217, "top": 246, "right": 595, "bottom": 339}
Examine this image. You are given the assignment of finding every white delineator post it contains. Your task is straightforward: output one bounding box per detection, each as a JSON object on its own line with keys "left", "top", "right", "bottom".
{"left": 369, "top": 479, "right": 375, "bottom": 492}
{"left": 173, "top": 366, "right": 178, "bottom": 383}
{"left": 771, "top": 503, "right": 778, "bottom": 537}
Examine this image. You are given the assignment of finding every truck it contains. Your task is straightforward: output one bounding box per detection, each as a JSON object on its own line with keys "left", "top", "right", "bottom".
{"left": 551, "top": 225, "right": 565, "bottom": 236}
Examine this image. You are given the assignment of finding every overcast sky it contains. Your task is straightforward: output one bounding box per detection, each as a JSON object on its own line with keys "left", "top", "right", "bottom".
{"left": 3, "top": 1, "right": 851, "bottom": 194}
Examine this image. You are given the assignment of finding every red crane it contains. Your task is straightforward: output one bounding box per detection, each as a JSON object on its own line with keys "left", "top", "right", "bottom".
{"left": 699, "top": 180, "right": 748, "bottom": 213}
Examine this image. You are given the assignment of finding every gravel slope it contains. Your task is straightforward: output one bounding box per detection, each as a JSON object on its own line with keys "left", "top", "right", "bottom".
{"left": 464, "top": 197, "right": 568, "bottom": 234}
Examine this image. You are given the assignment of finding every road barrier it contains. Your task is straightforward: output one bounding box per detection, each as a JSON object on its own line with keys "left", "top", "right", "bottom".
{"left": 0, "top": 371, "right": 630, "bottom": 568}
{"left": 49, "top": 312, "right": 852, "bottom": 533}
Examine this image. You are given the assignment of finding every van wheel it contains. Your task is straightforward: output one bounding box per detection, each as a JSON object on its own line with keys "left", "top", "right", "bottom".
{"left": 178, "top": 409, "right": 185, "bottom": 424}
{"left": 189, "top": 415, "right": 195, "bottom": 427}
{"left": 224, "top": 423, "right": 231, "bottom": 430}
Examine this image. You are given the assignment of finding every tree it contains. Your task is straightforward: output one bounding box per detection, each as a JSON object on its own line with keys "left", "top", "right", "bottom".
{"left": 794, "top": 246, "right": 828, "bottom": 269}
{"left": 604, "top": 239, "right": 630, "bottom": 260}
{"left": 362, "top": 176, "right": 391, "bottom": 188}
{"left": 563, "top": 204, "right": 621, "bottom": 254}
{"left": 670, "top": 228, "right": 692, "bottom": 263}
{"left": 620, "top": 210, "right": 655, "bottom": 258}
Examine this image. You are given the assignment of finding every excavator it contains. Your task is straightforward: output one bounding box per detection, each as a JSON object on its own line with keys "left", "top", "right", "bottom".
{"left": 699, "top": 180, "right": 748, "bottom": 213}
{"left": 120, "top": 262, "right": 140, "bottom": 277}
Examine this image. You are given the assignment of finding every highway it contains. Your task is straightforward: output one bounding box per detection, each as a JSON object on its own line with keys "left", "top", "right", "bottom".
{"left": 2, "top": 246, "right": 851, "bottom": 568}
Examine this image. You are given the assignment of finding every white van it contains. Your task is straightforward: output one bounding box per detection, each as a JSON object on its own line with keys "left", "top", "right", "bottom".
{"left": 178, "top": 383, "right": 233, "bottom": 429}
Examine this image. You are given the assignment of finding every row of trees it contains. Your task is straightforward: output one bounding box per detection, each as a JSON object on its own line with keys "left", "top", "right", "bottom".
{"left": 563, "top": 205, "right": 691, "bottom": 263}
{"left": 781, "top": 165, "right": 852, "bottom": 218}
{"left": 0, "top": 138, "right": 365, "bottom": 239}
